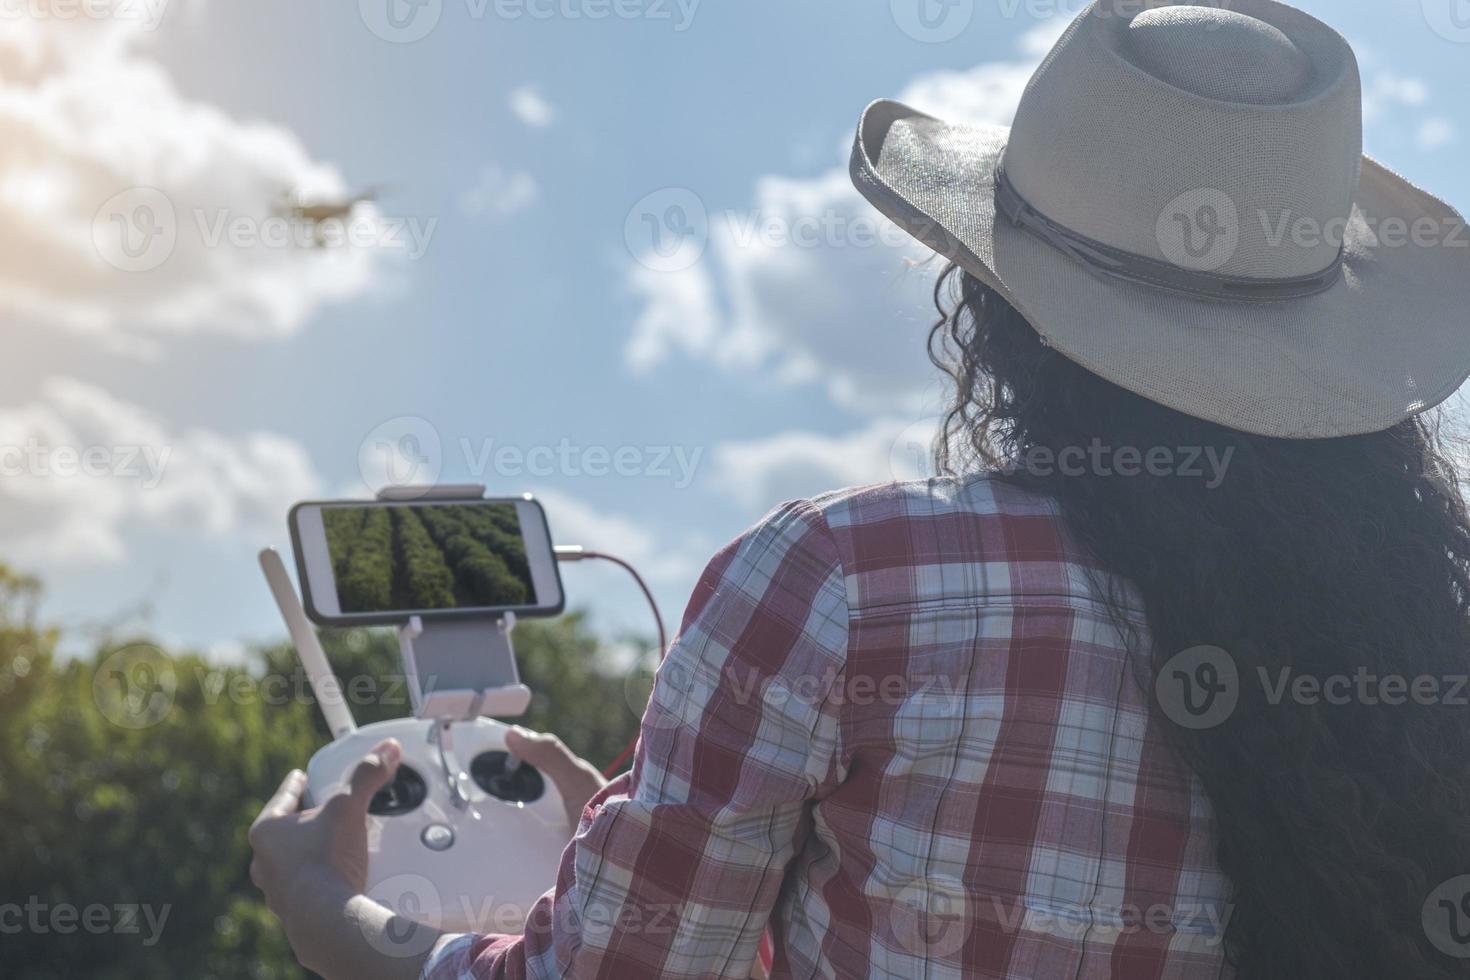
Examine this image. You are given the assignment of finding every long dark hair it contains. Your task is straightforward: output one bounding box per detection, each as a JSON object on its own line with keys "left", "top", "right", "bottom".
{"left": 929, "top": 263, "right": 1470, "bottom": 978}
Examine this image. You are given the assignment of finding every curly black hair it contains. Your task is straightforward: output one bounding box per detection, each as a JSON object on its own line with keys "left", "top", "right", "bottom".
{"left": 929, "top": 263, "right": 1470, "bottom": 978}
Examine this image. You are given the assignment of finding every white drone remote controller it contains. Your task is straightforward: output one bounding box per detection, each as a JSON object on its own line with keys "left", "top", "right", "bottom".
{"left": 260, "top": 548, "right": 571, "bottom": 934}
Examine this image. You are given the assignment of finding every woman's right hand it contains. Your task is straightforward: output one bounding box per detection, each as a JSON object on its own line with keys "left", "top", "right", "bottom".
{"left": 504, "top": 726, "right": 609, "bottom": 830}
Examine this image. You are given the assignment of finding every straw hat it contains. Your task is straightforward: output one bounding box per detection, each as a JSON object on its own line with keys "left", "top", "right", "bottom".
{"left": 851, "top": 0, "right": 1470, "bottom": 437}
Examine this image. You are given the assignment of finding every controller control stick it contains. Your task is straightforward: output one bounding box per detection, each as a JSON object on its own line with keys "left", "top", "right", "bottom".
{"left": 368, "top": 764, "right": 429, "bottom": 816}
{"left": 471, "top": 751, "right": 546, "bottom": 804}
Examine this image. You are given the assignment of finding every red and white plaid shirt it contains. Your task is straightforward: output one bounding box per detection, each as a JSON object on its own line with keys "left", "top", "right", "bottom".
{"left": 423, "top": 477, "right": 1234, "bottom": 979}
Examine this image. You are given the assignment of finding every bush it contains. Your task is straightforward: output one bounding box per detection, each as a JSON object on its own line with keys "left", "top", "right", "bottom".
{"left": 335, "top": 509, "right": 393, "bottom": 613}
{"left": 321, "top": 508, "right": 365, "bottom": 580}
{"left": 0, "top": 563, "right": 646, "bottom": 979}
{"left": 419, "top": 508, "right": 532, "bottom": 605}
{"left": 390, "top": 509, "right": 456, "bottom": 610}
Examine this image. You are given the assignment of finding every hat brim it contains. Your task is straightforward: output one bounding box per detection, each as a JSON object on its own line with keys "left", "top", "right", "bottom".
{"left": 851, "top": 99, "right": 1470, "bottom": 438}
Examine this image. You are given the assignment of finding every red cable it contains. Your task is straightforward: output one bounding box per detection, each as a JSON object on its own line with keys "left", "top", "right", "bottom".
{"left": 572, "top": 551, "right": 668, "bottom": 779}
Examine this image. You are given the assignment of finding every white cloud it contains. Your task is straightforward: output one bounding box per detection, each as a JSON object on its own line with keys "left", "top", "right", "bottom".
{"left": 1018, "top": 16, "right": 1070, "bottom": 57}
{"left": 0, "top": 378, "right": 322, "bottom": 566}
{"left": 460, "top": 165, "right": 540, "bottom": 218}
{"left": 709, "top": 417, "right": 940, "bottom": 510}
{"left": 508, "top": 85, "right": 557, "bottom": 128}
{"left": 1351, "top": 42, "right": 1454, "bottom": 155}
{"left": 625, "top": 260, "right": 722, "bottom": 371}
{"left": 0, "top": 12, "right": 400, "bottom": 349}
{"left": 897, "top": 54, "right": 1041, "bottom": 126}
{"left": 1358, "top": 68, "right": 1454, "bottom": 156}
{"left": 1417, "top": 117, "right": 1456, "bottom": 151}
{"left": 622, "top": 27, "right": 1047, "bottom": 417}
{"left": 1360, "top": 69, "right": 1429, "bottom": 121}
{"left": 529, "top": 487, "right": 700, "bottom": 583}
{"left": 624, "top": 167, "right": 946, "bottom": 416}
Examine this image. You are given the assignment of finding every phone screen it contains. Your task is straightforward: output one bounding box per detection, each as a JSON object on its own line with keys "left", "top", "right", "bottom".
{"left": 291, "top": 498, "right": 563, "bottom": 624}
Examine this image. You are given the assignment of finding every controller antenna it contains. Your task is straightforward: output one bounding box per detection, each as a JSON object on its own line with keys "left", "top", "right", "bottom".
{"left": 259, "top": 548, "right": 358, "bottom": 738}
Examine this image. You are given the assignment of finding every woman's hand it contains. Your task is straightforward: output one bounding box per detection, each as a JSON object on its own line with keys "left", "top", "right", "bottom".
{"left": 248, "top": 730, "right": 768, "bottom": 979}
{"left": 247, "top": 729, "right": 601, "bottom": 976}
{"left": 249, "top": 739, "right": 436, "bottom": 979}
{"left": 504, "top": 726, "right": 609, "bottom": 830}
{"left": 249, "top": 738, "right": 399, "bottom": 907}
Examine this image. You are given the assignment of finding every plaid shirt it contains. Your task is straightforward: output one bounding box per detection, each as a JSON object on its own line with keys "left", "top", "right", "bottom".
{"left": 424, "top": 477, "right": 1234, "bottom": 979}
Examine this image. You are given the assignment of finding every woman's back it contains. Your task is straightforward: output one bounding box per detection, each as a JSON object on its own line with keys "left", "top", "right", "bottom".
{"left": 780, "top": 476, "right": 1231, "bottom": 979}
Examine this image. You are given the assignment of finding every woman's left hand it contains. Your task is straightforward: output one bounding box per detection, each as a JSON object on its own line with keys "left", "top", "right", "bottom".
{"left": 248, "top": 739, "right": 431, "bottom": 979}
{"left": 249, "top": 737, "right": 399, "bottom": 905}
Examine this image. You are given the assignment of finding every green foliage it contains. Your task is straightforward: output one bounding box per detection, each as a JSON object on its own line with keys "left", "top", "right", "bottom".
{"left": 330, "top": 505, "right": 534, "bottom": 614}
{"left": 441, "top": 533, "right": 528, "bottom": 608}
{"left": 332, "top": 508, "right": 393, "bottom": 613}
{"left": 443, "top": 505, "right": 530, "bottom": 584}
{"left": 390, "top": 508, "right": 456, "bottom": 610}
{"left": 321, "top": 507, "right": 365, "bottom": 581}
{"left": 0, "top": 563, "right": 646, "bottom": 979}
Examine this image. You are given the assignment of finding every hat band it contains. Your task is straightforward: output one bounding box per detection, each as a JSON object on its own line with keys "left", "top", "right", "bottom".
{"left": 994, "top": 162, "right": 1345, "bottom": 303}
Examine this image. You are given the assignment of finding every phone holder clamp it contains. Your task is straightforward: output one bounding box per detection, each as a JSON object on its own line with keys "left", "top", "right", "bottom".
{"left": 380, "top": 484, "right": 533, "bottom": 723}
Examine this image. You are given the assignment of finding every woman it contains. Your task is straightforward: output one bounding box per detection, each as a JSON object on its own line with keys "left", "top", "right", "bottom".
{"left": 249, "top": 1, "right": 1470, "bottom": 976}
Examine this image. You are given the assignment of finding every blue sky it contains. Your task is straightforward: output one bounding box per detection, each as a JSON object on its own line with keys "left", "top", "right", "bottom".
{"left": 2, "top": 0, "right": 1467, "bottom": 658}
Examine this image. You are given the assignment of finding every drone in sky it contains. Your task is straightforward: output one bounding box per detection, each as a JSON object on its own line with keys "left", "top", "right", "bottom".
{"left": 272, "top": 184, "right": 390, "bottom": 247}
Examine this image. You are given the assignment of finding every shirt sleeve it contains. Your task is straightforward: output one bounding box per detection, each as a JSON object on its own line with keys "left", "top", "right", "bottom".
{"left": 421, "top": 498, "right": 850, "bottom": 980}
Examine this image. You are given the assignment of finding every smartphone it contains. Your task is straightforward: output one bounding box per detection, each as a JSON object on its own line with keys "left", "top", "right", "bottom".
{"left": 289, "top": 496, "right": 564, "bottom": 626}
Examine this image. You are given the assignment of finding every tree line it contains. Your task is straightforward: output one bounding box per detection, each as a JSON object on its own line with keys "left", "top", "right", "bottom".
{"left": 325, "top": 504, "right": 534, "bottom": 613}
{"left": 0, "top": 562, "right": 647, "bottom": 979}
